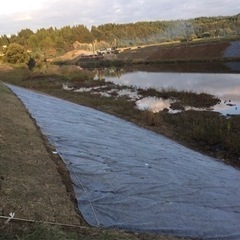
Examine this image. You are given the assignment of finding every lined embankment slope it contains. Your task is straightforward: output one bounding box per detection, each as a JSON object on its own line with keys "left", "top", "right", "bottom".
{"left": 0, "top": 82, "right": 184, "bottom": 239}
{"left": 117, "top": 39, "right": 240, "bottom": 63}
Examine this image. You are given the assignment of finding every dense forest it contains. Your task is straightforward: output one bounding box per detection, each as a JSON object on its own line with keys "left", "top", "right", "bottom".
{"left": 0, "top": 13, "right": 240, "bottom": 62}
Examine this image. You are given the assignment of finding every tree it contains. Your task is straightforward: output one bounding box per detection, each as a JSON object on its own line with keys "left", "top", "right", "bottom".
{"left": 55, "top": 36, "right": 67, "bottom": 54}
{"left": 28, "top": 35, "right": 39, "bottom": 51}
{"left": 39, "top": 36, "right": 54, "bottom": 51}
{"left": 3, "top": 43, "right": 30, "bottom": 64}
{"left": 17, "top": 28, "right": 34, "bottom": 47}
{"left": 39, "top": 36, "right": 56, "bottom": 58}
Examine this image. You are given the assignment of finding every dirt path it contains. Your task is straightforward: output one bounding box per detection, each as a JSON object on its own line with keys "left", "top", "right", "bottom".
{"left": 0, "top": 83, "right": 80, "bottom": 225}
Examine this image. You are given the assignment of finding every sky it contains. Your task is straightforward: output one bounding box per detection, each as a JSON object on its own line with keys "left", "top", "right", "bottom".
{"left": 0, "top": 0, "right": 239, "bottom": 36}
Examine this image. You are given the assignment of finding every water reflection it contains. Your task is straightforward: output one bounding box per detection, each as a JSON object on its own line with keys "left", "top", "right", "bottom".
{"left": 101, "top": 67, "right": 240, "bottom": 116}
{"left": 135, "top": 97, "right": 240, "bottom": 115}
{"left": 95, "top": 68, "right": 123, "bottom": 80}
{"left": 213, "top": 100, "right": 239, "bottom": 115}
{"left": 136, "top": 97, "right": 172, "bottom": 113}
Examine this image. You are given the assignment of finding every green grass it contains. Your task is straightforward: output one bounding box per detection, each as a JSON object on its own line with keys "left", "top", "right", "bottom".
{"left": 163, "top": 111, "right": 240, "bottom": 164}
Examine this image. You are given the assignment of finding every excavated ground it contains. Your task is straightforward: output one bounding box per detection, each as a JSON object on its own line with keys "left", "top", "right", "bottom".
{"left": 117, "top": 39, "right": 240, "bottom": 63}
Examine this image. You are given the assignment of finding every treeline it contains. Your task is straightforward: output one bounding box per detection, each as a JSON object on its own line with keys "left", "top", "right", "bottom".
{"left": 93, "top": 14, "right": 240, "bottom": 46}
{"left": 0, "top": 25, "right": 94, "bottom": 56}
{"left": 0, "top": 13, "right": 240, "bottom": 57}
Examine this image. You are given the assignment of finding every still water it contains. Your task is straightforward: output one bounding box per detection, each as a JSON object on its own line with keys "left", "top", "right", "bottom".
{"left": 102, "top": 66, "right": 240, "bottom": 115}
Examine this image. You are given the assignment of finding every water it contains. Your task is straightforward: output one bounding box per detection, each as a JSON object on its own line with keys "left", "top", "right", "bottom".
{"left": 102, "top": 68, "right": 240, "bottom": 115}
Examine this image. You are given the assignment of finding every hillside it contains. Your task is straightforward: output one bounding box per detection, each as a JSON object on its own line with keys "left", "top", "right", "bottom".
{"left": 72, "top": 38, "right": 240, "bottom": 68}
{"left": 116, "top": 39, "right": 240, "bottom": 63}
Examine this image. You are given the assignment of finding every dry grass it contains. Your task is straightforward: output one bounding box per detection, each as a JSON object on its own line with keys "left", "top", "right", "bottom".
{"left": 0, "top": 83, "right": 81, "bottom": 223}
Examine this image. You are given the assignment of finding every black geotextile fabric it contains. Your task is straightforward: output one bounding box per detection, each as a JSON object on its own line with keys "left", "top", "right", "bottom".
{"left": 7, "top": 84, "right": 240, "bottom": 239}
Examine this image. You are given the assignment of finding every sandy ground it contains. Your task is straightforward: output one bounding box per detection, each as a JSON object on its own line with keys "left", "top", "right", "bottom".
{"left": 0, "top": 83, "right": 81, "bottom": 225}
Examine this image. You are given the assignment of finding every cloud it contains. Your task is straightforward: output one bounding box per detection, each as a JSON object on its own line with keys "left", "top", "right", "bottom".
{"left": 0, "top": 0, "right": 239, "bottom": 35}
{"left": 0, "top": 0, "right": 49, "bottom": 15}
{"left": 13, "top": 14, "right": 33, "bottom": 22}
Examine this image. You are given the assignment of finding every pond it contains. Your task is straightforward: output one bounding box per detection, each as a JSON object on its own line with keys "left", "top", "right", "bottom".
{"left": 97, "top": 63, "right": 240, "bottom": 116}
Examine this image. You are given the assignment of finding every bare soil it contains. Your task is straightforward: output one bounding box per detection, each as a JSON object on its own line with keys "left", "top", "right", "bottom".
{"left": 116, "top": 39, "right": 239, "bottom": 63}
{"left": 147, "top": 41, "right": 230, "bottom": 61}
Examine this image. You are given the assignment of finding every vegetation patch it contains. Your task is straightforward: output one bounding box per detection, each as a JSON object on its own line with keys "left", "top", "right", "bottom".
{"left": 163, "top": 111, "right": 240, "bottom": 165}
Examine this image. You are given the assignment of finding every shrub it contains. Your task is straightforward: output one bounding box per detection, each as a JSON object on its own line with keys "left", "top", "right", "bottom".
{"left": 3, "top": 43, "right": 30, "bottom": 64}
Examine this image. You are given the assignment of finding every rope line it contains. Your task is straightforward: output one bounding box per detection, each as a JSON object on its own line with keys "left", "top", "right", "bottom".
{"left": 0, "top": 215, "right": 90, "bottom": 229}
